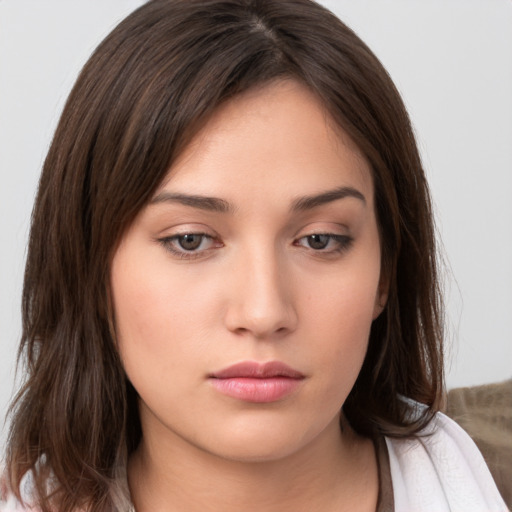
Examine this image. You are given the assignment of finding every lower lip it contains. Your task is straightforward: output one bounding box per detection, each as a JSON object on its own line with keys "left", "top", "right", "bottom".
{"left": 209, "top": 377, "right": 302, "bottom": 403}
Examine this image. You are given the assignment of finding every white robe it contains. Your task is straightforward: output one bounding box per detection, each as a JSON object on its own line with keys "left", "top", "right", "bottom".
{"left": 1, "top": 412, "right": 508, "bottom": 511}
{"left": 387, "top": 412, "right": 508, "bottom": 511}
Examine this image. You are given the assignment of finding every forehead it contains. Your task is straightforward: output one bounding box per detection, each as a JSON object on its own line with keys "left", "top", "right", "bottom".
{"left": 157, "top": 79, "right": 373, "bottom": 203}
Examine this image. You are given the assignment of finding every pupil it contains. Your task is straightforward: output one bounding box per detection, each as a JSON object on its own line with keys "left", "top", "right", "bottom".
{"left": 179, "top": 234, "right": 202, "bottom": 250}
{"left": 308, "top": 234, "right": 329, "bottom": 249}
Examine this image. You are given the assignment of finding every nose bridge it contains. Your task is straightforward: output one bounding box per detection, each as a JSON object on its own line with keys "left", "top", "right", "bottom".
{"left": 225, "top": 241, "right": 297, "bottom": 337}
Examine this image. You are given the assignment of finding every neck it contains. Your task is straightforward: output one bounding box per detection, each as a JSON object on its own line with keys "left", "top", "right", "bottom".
{"left": 128, "top": 414, "right": 379, "bottom": 512}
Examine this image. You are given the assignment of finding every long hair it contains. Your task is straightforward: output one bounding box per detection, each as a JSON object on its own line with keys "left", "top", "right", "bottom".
{"left": 6, "top": 0, "right": 444, "bottom": 510}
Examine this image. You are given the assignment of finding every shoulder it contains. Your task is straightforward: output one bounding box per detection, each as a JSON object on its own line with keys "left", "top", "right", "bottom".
{"left": 0, "top": 486, "right": 36, "bottom": 512}
{"left": 385, "top": 410, "right": 509, "bottom": 512}
{"left": 0, "top": 496, "right": 35, "bottom": 512}
{"left": 0, "top": 470, "right": 38, "bottom": 512}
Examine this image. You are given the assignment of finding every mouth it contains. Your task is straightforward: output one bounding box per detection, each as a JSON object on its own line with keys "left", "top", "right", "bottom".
{"left": 208, "top": 361, "right": 305, "bottom": 403}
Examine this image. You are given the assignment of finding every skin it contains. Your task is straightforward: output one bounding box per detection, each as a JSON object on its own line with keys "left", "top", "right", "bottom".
{"left": 111, "top": 80, "right": 387, "bottom": 512}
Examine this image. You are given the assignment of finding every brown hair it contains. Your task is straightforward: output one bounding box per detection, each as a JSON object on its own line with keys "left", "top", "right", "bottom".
{"left": 6, "top": 0, "right": 444, "bottom": 510}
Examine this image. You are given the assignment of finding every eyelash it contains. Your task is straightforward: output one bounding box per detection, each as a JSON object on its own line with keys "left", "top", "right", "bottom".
{"left": 158, "top": 233, "right": 220, "bottom": 260}
{"left": 158, "top": 233, "right": 353, "bottom": 260}
{"left": 294, "top": 234, "right": 353, "bottom": 254}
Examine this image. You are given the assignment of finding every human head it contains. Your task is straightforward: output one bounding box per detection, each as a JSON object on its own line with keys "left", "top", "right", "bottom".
{"left": 7, "top": 0, "right": 443, "bottom": 509}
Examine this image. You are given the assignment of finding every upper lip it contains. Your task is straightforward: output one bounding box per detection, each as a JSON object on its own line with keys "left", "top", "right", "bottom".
{"left": 210, "top": 361, "right": 304, "bottom": 379}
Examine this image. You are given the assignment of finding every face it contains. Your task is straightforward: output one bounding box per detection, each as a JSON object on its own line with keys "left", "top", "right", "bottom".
{"left": 111, "top": 80, "right": 386, "bottom": 462}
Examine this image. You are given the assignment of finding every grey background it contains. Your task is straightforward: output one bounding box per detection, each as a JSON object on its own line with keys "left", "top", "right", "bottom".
{"left": 1, "top": 0, "right": 511, "bottom": 444}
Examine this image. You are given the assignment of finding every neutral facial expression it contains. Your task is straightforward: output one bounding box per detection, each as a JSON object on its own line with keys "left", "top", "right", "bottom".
{"left": 111, "top": 80, "right": 386, "bottom": 462}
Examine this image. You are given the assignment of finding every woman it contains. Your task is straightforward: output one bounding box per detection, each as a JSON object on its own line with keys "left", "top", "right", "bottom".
{"left": 1, "top": 0, "right": 507, "bottom": 511}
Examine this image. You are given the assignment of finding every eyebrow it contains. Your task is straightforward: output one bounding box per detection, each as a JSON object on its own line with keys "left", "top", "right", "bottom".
{"left": 150, "top": 192, "right": 234, "bottom": 213}
{"left": 150, "top": 185, "right": 365, "bottom": 214}
{"left": 291, "top": 186, "right": 366, "bottom": 211}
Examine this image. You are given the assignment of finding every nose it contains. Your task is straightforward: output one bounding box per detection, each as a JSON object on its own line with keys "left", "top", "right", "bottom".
{"left": 223, "top": 246, "right": 298, "bottom": 339}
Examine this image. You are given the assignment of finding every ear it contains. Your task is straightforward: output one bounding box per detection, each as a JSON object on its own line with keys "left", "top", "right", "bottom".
{"left": 372, "top": 272, "right": 389, "bottom": 320}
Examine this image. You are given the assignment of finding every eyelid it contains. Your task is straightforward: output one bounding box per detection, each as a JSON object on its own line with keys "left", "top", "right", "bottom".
{"left": 292, "top": 219, "right": 350, "bottom": 236}
{"left": 158, "top": 231, "right": 222, "bottom": 259}
{"left": 156, "top": 222, "right": 353, "bottom": 260}
{"left": 292, "top": 220, "right": 353, "bottom": 253}
{"left": 294, "top": 233, "right": 353, "bottom": 253}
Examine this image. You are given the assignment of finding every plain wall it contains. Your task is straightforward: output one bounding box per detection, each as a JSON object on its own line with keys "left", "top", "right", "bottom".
{"left": 1, "top": 0, "right": 511, "bottom": 444}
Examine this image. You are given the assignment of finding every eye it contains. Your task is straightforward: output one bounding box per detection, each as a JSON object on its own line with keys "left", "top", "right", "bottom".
{"left": 175, "top": 234, "right": 207, "bottom": 251}
{"left": 295, "top": 233, "right": 353, "bottom": 253}
{"left": 159, "top": 233, "right": 220, "bottom": 258}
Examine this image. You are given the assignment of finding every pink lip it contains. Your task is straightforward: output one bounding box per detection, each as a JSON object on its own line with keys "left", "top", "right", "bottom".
{"left": 209, "top": 361, "right": 305, "bottom": 403}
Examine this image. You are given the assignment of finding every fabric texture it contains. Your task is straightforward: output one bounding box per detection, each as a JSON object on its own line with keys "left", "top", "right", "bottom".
{"left": 387, "top": 411, "right": 508, "bottom": 512}
{"left": 445, "top": 378, "right": 512, "bottom": 509}
{"left": 375, "top": 435, "right": 394, "bottom": 512}
{"left": 2, "top": 411, "right": 507, "bottom": 511}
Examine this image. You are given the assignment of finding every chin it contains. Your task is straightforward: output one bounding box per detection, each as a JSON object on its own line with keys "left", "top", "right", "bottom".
{"left": 206, "top": 437, "right": 306, "bottom": 464}
{"left": 195, "top": 414, "right": 334, "bottom": 464}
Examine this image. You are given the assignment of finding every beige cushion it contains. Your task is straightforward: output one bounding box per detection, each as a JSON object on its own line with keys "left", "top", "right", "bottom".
{"left": 446, "top": 378, "right": 512, "bottom": 509}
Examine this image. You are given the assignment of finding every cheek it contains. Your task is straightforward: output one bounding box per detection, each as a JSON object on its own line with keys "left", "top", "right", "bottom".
{"left": 300, "top": 254, "right": 381, "bottom": 390}
{"left": 308, "top": 287, "right": 375, "bottom": 370}
{"left": 304, "top": 255, "right": 381, "bottom": 339}
{"left": 110, "top": 240, "right": 218, "bottom": 384}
